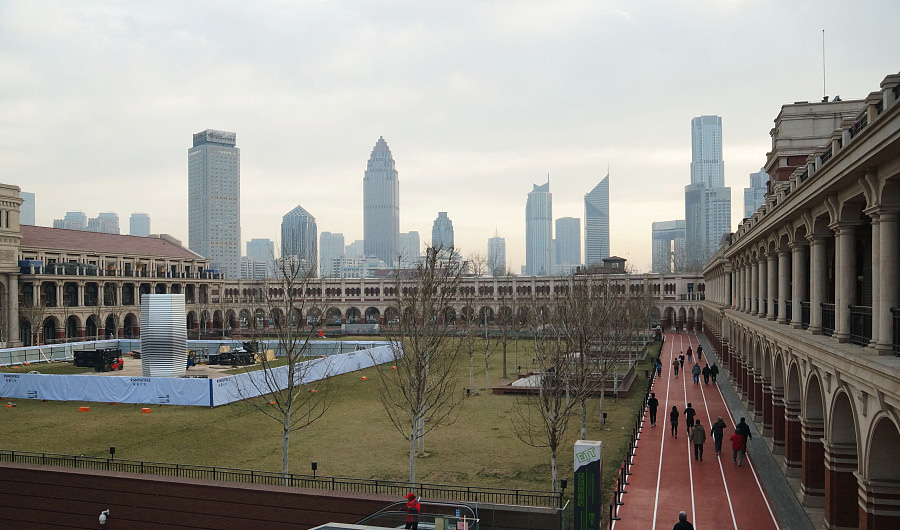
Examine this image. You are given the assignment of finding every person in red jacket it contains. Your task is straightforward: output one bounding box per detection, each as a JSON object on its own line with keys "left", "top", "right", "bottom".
{"left": 404, "top": 492, "right": 420, "bottom": 529}
{"left": 730, "top": 431, "right": 746, "bottom": 467}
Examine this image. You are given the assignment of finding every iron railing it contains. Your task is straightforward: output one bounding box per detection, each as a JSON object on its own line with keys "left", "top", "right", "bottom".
{"left": 800, "top": 302, "right": 810, "bottom": 329}
{"left": 849, "top": 305, "right": 872, "bottom": 346}
{"left": 892, "top": 308, "right": 900, "bottom": 356}
{"left": 0, "top": 450, "right": 560, "bottom": 508}
{"left": 821, "top": 303, "right": 836, "bottom": 337}
{"left": 784, "top": 300, "right": 792, "bottom": 323}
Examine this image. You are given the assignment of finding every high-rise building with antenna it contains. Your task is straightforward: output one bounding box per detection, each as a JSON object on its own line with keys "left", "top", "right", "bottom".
{"left": 363, "top": 136, "right": 400, "bottom": 266}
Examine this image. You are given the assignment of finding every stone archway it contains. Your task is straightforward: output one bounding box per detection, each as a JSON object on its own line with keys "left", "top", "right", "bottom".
{"left": 862, "top": 416, "right": 900, "bottom": 528}
{"left": 801, "top": 373, "right": 826, "bottom": 507}
{"left": 825, "top": 391, "right": 860, "bottom": 529}
{"left": 784, "top": 361, "right": 803, "bottom": 476}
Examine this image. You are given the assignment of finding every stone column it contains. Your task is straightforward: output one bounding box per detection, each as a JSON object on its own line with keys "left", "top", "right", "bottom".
{"left": 876, "top": 210, "right": 899, "bottom": 354}
{"left": 858, "top": 476, "right": 900, "bottom": 529}
{"left": 725, "top": 271, "right": 732, "bottom": 309}
{"left": 832, "top": 222, "right": 858, "bottom": 342}
{"left": 7, "top": 273, "right": 19, "bottom": 346}
{"left": 784, "top": 402, "right": 803, "bottom": 477}
{"left": 758, "top": 257, "right": 768, "bottom": 316}
{"left": 867, "top": 208, "right": 881, "bottom": 350}
{"left": 778, "top": 249, "right": 790, "bottom": 323}
{"left": 801, "top": 417, "right": 826, "bottom": 507}
{"left": 753, "top": 370, "right": 764, "bottom": 421}
{"left": 824, "top": 442, "right": 859, "bottom": 529}
{"left": 766, "top": 253, "right": 777, "bottom": 320}
{"left": 808, "top": 235, "right": 828, "bottom": 334}
{"left": 771, "top": 388, "right": 786, "bottom": 455}
{"left": 761, "top": 382, "right": 773, "bottom": 436}
{"left": 791, "top": 242, "right": 807, "bottom": 328}
{"left": 751, "top": 258, "right": 760, "bottom": 315}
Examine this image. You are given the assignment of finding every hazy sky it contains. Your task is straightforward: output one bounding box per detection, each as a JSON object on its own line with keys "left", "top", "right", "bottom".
{"left": 2, "top": 1, "right": 898, "bottom": 272}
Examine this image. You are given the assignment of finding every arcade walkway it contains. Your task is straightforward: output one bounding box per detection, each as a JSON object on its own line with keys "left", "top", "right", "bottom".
{"left": 610, "top": 332, "right": 815, "bottom": 530}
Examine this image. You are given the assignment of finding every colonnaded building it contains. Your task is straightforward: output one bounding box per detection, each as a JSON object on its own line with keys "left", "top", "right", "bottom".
{"left": 0, "top": 71, "right": 897, "bottom": 530}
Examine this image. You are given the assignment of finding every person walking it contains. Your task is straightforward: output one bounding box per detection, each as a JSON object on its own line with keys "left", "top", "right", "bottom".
{"left": 691, "top": 363, "right": 701, "bottom": 384}
{"left": 673, "top": 510, "right": 695, "bottom": 530}
{"left": 710, "top": 363, "right": 719, "bottom": 383}
{"left": 679, "top": 353, "right": 685, "bottom": 371}
{"left": 656, "top": 359, "right": 663, "bottom": 377}
{"left": 672, "top": 358, "right": 680, "bottom": 377}
{"left": 697, "top": 345, "right": 703, "bottom": 361}
{"left": 701, "top": 363, "right": 711, "bottom": 385}
{"left": 730, "top": 431, "right": 746, "bottom": 466}
{"left": 684, "top": 403, "right": 696, "bottom": 437}
{"left": 690, "top": 420, "right": 706, "bottom": 461}
{"left": 404, "top": 492, "right": 420, "bottom": 530}
{"left": 648, "top": 392, "right": 659, "bottom": 427}
{"left": 736, "top": 417, "right": 753, "bottom": 456}
{"left": 670, "top": 406, "right": 679, "bottom": 438}
{"left": 711, "top": 416, "right": 727, "bottom": 455}
{"left": 686, "top": 346, "right": 693, "bottom": 363}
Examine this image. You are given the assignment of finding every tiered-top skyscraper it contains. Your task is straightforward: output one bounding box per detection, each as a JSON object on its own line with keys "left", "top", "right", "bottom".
{"left": 281, "top": 205, "right": 317, "bottom": 264}
{"left": 188, "top": 129, "right": 241, "bottom": 278}
{"left": 584, "top": 174, "right": 610, "bottom": 265}
{"left": 525, "top": 181, "right": 552, "bottom": 276}
{"left": 431, "top": 212, "right": 454, "bottom": 251}
{"left": 488, "top": 234, "right": 506, "bottom": 276}
{"left": 363, "top": 136, "right": 399, "bottom": 265}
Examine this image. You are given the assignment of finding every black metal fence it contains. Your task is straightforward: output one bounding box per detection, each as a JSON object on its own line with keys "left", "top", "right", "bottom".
{"left": 0, "top": 450, "right": 560, "bottom": 508}
{"left": 821, "top": 303, "right": 835, "bottom": 336}
{"left": 849, "top": 305, "right": 872, "bottom": 346}
{"left": 800, "top": 302, "right": 810, "bottom": 329}
{"left": 892, "top": 308, "right": 900, "bottom": 356}
{"left": 785, "top": 300, "right": 792, "bottom": 323}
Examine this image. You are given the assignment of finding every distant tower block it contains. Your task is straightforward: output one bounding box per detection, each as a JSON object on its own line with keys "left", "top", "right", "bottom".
{"left": 140, "top": 294, "right": 187, "bottom": 377}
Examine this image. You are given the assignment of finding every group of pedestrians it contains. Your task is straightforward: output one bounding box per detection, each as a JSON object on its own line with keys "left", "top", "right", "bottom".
{"left": 669, "top": 350, "right": 719, "bottom": 385}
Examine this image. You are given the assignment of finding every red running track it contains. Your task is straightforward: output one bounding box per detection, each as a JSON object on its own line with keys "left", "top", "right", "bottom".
{"left": 611, "top": 333, "right": 781, "bottom": 530}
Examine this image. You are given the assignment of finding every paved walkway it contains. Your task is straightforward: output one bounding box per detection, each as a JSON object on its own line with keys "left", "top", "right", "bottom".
{"left": 609, "top": 332, "right": 813, "bottom": 530}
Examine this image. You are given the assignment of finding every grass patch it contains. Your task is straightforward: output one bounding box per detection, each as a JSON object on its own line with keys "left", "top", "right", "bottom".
{"left": 2, "top": 338, "right": 660, "bottom": 506}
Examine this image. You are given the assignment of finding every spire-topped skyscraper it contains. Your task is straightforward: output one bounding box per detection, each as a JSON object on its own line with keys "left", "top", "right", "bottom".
{"left": 363, "top": 136, "right": 400, "bottom": 266}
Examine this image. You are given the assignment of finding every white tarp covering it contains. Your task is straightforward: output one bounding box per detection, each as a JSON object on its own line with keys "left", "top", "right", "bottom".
{"left": 0, "top": 344, "right": 397, "bottom": 407}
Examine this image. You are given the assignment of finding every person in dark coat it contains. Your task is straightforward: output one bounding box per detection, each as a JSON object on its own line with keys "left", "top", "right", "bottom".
{"left": 679, "top": 353, "right": 685, "bottom": 370}
{"left": 691, "top": 363, "right": 701, "bottom": 384}
{"left": 736, "top": 418, "right": 752, "bottom": 454}
{"left": 648, "top": 392, "right": 659, "bottom": 427}
{"left": 710, "top": 363, "right": 719, "bottom": 383}
{"left": 684, "top": 403, "right": 696, "bottom": 437}
{"left": 701, "top": 364, "right": 711, "bottom": 384}
{"left": 670, "top": 406, "right": 679, "bottom": 438}
{"left": 711, "top": 416, "right": 727, "bottom": 455}
{"left": 686, "top": 346, "right": 693, "bottom": 362}
{"left": 690, "top": 420, "right": 706, "bottom": 461}
{"left": 673, "top": 510, "right": 694, "bottom": 530}
{"left": 404, "top": 492, "right": 420, "bottom": 529}
{"left": 656, "top": 359, "right": 663, "bottom": 377}
{"left": 696, "top": 346, "right": 703, "bottom": 360}
{"left": 672, "top": 358, "right": 680, "bottom": 377}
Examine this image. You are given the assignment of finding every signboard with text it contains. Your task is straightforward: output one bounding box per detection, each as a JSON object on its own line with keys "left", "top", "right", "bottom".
{"left": 574, "top": 440, "right": 602, "bottom": 530}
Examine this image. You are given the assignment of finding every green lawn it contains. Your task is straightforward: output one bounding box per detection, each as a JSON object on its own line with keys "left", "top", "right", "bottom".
{"left": 1, "top": 338, "right": 658, "bottom": 507}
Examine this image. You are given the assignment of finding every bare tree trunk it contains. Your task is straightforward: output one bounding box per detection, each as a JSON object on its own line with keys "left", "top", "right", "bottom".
{"left": 282, "top": 408, "right": 291, "bottom": 485}
{"left": 502, "top": 341, "right": 508, "bottom": 379}
{"left": 551, "top": 445, "right": 559, "bottom": 492}
{"left": 409, "top": 418, "right": 417, "bottom": 486}
{"left": 416, "top": 417, "right": 425, "bottom": 455}
{"left": 580, "top": 399, "right": 587, "bottom": 439}
{"left": 468, "top": 350, "right": 475, "bottom": 396}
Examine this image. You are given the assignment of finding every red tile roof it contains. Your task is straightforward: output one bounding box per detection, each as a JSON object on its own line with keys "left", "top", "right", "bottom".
{"left": 20, "top": 225, "right": 205, "bottom": 260}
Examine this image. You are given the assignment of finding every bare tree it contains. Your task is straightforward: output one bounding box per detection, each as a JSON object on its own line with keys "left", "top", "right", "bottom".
{"left": 237, "top": 257, "right": 331, "bottom": 482}
{"left": 511, "top": 299, "right": 580, "bottom": 493}
{"left": 373, "top": 244, "right": 466, "bottom": 485}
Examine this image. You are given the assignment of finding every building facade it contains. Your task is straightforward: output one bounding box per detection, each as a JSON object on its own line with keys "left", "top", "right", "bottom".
{"left": 188, "top": 129, "right": 241, "bottom": 279}
{"left": 130, "top": 213, "right": 151, "bottom": 237}
{"left": 319, "top": 232, "right": 345, "bottom": 277}
{"left": 363, "top": 136, "right": 399, "bottom": 266}
{"left": 743, "top": 168, "right": 770, "bottom": 219}
{"left": 554, "top": 216, "right": 580, "bottom": 274}
{"left": 53, "top": 211, "right": 87, "bottom": 231}
{"left": 281, "top": 205, "right": 317, "bottom": 267}
{"left": 584, "top": 175, "right": 610, "bottom": 265}
{"left": 398, "top": 231, "right": 420, "bottom": 266}
{"left": 431, "top": 212, "right": 454, "bottom": 251}
{"left": 487, "top": 235, "right": 506, "bottom": 276}
{"left": 701, "top": 71, "right": 900, "bottom": 530}
{"left": 20, "top": 192, "right": 34, "bottom": 226}
{"left": 88, "top": 212, "right": 120, "bottom": 234}
{"left": 651, "top": 220, "right": 686, "bottom": 273}
{"left": 526, "top": 182, "right": 552, "bottom": 276}
{"left": 685, "top": 116, "right": 731, "bottom": 267}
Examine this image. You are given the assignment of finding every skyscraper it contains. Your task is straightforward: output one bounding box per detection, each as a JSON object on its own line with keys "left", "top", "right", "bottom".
{"left": 554, "top": 217, "right": 580, "bottom": 274}
{"left": 88, "top": 212, "right": 119, "bottom": 234}
{"left": 53, "top": 211, "right": 86, "bottom": 230}
{"left": 685, "top": 116, "right": 730, "bottom": 267}
{"left": 525, "top": 181, "right": 552, "bottom": 276}
{"left": 487, "top": 235, "right": 506, "bottom": 276}
{"left": 281, "top": 205, "right": 317, "bottom": 265}
{"left": 431, "top": 212, "right": 454, "bottom": 251}
{"left": 20, "top": 192, "right": 34, "bottom": 226}
{"left": 245, "top": 238, "right": 275, "bottom": 278}
{"left": 651, "top": 220, "right": 686, "bottom": 273}
{"left": 130, "top": 213, "right": 150, "bottom": 237}
{"left": 584, "top": 174, "right": 609, "bottom": 265}
{"left": 320, "top": 232, "right": 345, "bottom": 277}
{"left": 399, "top": 231, "right": 420, "bottom": 263}
{"left": 363, "top": 136, "right": 399, "bottom": 266}
{"left": 188, "top": 129, "right": 241, "bottom": 278}
{"left": 345, "top": 240, "right": 364, "bottom": 259}
{"left": 744, "top": 168, "right": 769, "bottom": 218}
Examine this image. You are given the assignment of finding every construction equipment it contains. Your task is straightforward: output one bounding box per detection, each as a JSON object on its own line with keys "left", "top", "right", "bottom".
{"left": 74, "top": 348, "right": 125, "bottom": 372}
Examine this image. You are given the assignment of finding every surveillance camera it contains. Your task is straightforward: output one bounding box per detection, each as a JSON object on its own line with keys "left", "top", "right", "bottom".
{"left": 99, "top": 509, "right": 110, "bottom": 525}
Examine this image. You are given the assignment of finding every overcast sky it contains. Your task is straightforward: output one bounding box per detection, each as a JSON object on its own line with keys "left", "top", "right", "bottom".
{"left": 2, "top": 1, "right": 898, "bottom": 273}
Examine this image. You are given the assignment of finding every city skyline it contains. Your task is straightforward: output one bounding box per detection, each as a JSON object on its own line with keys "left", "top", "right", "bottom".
{"left": 3, "top": 2, "right": 898, "bottom": 273}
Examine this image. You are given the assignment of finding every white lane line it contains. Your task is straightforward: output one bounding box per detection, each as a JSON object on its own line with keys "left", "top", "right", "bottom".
{"left": 695, "top": 336, "right": 738, "bottom": 530}
{"left": 649, "top": 333, "right": 676, "bottom": 530}
{"left": 713, "top": 364, "right": 781, "bottom": 530}
{"left": 679, "top": 335, "right": 697, "bottom": 525}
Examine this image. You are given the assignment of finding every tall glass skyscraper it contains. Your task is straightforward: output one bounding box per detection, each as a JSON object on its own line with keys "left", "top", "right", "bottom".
{"left": 744, "top": 168, "right": 769, "bottom": 218}
{"left": 525, "top": 181, "right": 552, "bottom": 276}
{"left": 685, "top": 116, "right": 730, "bottom": 267}
{"left": 584, "top": 174, "right": 610, "bottom": 265}
{"left": 188, "top": 129, "right": 241, "bottom": 278}
{"left": 363, "top": 136, "right": 399, "bottom": 266}
{"left": 130, "top": 213, "right": 150, "bottom": 237}
{"left": 554, "top": 217, "right": 580, "bottom": 274}
{"left": 431, "top": 212, "right": 454, "bottom": 251}
{"left": 690, "top": 116, "right": 725, "bottom": 188}
{"left": 399, "top": 231, "right": 420, "bottom": 262}
{"left": 281, "top": 205, "right": 317, "bottom": 264}
{"left": 319, "top": 232, "right": 345, "bottom": 277}
{"left": 488, "top": 234, "right": 506, "bottom": 276}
